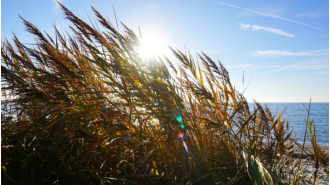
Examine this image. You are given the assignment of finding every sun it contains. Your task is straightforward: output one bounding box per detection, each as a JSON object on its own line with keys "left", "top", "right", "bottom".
{"left": 138, "top": 32, "right": 167, "bottom": 58}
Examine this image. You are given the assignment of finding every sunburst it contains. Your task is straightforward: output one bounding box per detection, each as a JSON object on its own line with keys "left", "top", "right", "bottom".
{"left": 138, "top": 32, "right": 167, "bottom": 58}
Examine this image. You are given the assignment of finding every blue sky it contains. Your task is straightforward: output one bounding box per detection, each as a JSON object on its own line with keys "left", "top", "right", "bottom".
{"left": 2, "top": 0, "right": 329, "bottom": 102}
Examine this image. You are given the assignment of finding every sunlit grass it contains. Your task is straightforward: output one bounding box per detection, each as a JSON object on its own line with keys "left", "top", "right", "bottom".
{"left": 1, "top": 2, "right": 328, "bottom": 185}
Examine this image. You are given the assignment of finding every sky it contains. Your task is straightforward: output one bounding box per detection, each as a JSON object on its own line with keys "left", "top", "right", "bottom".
{"left": 1, "top": 0, "right": 329, "bottom": 102}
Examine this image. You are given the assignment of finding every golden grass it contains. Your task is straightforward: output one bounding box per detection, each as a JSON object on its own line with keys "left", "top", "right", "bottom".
{"left": 1, "top": 2, "right": 328, "bottom": 184}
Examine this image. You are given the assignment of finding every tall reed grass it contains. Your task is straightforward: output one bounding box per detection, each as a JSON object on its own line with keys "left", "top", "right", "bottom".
{"left": 1, "top": 2, "right": 328, "bottom": 184}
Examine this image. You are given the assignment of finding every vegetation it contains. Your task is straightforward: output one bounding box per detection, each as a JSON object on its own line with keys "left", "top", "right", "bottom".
{"left": 1, "top": 3, "right": 328, "bottom": 184}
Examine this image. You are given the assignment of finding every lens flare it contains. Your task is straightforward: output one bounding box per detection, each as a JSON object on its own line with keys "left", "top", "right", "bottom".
{"left": 173, "top": 110, "right": 189, "bottom": 156}
{"left": 183, "top": 141, "right": 190, "bottom": 155}
{"left": 176, "top": 115, "right": 182, "bottom": 122}
{"left": 177, "top": 132, "right": 190, "bottom": 155}
{"left": 177, "top": 132, "right": 184, "bottom": 140}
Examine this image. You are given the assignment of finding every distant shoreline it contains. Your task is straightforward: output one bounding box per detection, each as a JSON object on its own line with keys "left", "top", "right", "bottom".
{"left": 289, "top": 143, "right": 329, "bottom": 154}
{"left": 294, "top": 143, "right": 329, "bottom": 150}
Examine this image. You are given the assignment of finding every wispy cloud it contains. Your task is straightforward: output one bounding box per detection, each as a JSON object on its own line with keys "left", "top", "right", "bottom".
{"left": 144, "top": 2, "right": 158, "bottom": 13}
{"left": 228, "top": 64, "right": 281, "bottom": 70}
{"left": 297, "top": 71, "right": 329, "bottom": 76}
{"left": 237, "top": 11, "right": 258, "bottom": 17}
{"left": 237, "top": 6, "right": 284, "bottom": 18}
{"left": 240, "top": 23, "right": 296, "bottom": 37}
{"left": 51, "top": 0, "right": 63, "bottom": 13}
{"left": 296, "top": 11, "right": 327, "bottom": 18}
{"left": 228, "top": 58, "right": 328, "bottom": 72}
{"left": 293, "top": 77, "right": 328, "bottom": 80}
{"left": 229, "top": 59, "right": 328, "bottom": 72}
{"left": 269, "top": 58, "right": 329, "bottom": 71}
{"left": 249, "top": 50, "right": 328, "bottom": 57}
{"left": 211, "top": 0, "right": 328, "bottom": 32}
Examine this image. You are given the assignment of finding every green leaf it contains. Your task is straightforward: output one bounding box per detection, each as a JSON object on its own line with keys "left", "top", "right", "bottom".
{"left": 242, "top": 146, "right": 249, "bottom": 171}
{"left": 251, "top": 155, "right": 262, "bottom": 185}
{"left": 251, "top": 141, "right": 256, "bottom": 150}
{"left": 271, "top": 171, "right": 286, "bottom": 184}
{"left": 255, "top": 157, "right": 274, "bottom": 185}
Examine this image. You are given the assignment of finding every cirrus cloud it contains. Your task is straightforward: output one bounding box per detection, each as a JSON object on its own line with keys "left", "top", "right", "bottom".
{"left": 240, "top": 23, "right": 296, "bottom": 38}
{"left": 212, "top": 0, "right": 328, "bottom": 32}
{"left": 249, "top": 50, "right": 328, "bottom": 57}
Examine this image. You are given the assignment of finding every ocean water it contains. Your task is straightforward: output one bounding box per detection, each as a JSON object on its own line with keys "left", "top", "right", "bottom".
{"left": 248, "top": 103, "right": 329, "bottom": 145}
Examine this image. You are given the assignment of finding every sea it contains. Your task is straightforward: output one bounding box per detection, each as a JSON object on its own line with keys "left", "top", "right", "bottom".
{"left": 248, "top": 102, "right": 329, "bottom": 145}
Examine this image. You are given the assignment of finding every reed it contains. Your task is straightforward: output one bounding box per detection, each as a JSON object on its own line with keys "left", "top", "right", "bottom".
{"left": 1, "top": 2, "right": 328, "bottom": 184}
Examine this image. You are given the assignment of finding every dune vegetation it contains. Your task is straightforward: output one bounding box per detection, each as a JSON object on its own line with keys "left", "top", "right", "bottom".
{"left": 1, "top": 3, "right": 328, "bottom": 185}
